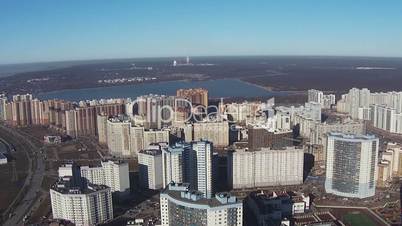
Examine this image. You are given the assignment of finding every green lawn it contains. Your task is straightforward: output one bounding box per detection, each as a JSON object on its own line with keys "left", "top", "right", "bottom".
{"left": 343, "top": 212, "right": 376, "bottom": 226}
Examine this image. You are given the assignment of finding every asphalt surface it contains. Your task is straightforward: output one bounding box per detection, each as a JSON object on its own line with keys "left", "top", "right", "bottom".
{"left": 1, "top": 126, "right": 45, "bottom": 226}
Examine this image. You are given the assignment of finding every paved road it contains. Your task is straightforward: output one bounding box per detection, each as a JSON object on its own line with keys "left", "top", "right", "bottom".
{"left": 1, "top": 126, "right": 45, "bottom": 226}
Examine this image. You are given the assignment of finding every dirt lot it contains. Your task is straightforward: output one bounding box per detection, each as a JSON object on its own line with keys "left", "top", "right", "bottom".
{"left": 28, "top": 196, "right": 51, "bottom": 224}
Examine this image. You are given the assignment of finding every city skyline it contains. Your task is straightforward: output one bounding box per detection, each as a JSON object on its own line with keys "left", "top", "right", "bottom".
{"left": 1, "top": 1, "right": 402, "bottom": 225}
{"left": 1, "top": 1, "right": 402, "bottom": 64}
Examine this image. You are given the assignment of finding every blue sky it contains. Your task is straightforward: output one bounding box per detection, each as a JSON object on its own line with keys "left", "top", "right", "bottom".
{"left": 1, "top": 0, "right": 402, "bottom": 64}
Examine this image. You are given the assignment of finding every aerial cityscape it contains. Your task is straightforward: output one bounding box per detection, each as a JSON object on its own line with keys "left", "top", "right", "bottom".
{"left": 0, "top": 1, "right": 401, "bottom": 226}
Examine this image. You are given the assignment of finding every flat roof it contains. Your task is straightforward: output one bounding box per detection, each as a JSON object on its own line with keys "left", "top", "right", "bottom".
{"left": 51, "top": 177, "right": 109, "bottom": 195}
{"left": 161, "top": 184, "right": 241, "bottom": 208}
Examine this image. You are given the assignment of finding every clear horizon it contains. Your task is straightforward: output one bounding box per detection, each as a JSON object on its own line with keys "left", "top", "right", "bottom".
{"left": 1, "top": 0, "right": 402, "bottom": 64}
{"left": 2, "top": 54, "right": 402, "bottom": 67}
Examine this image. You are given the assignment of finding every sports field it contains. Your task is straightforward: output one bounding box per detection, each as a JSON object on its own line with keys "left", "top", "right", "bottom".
{"left": 343, "top": 212, "right": 377, "bottom": 226}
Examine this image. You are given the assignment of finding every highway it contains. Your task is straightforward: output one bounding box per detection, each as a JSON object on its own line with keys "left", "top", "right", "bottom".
{"left": 0, "top": 125, "right": 45, "bottom": 226}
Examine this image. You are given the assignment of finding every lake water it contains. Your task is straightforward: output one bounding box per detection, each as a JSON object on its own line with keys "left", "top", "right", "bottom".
{"left": 38, "top": 79, "right": 289, "bottom": 101}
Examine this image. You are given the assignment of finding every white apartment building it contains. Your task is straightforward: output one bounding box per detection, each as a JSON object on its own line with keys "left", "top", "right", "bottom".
{"left": 160, "top": 183, "right": 243, "bottom": 226}
{"left": 129, "top": 125, "right": 145, "bottom": 156}
{"left": 106, "top": 117, "right": 131, "bottom": 157}
{"left": 0, "top": 94, "right": 7, "bottom": 121}
{"left": 309, "top": 120, "right": 365, "bottom": 160}
{"left": 193, "top": 120, "right": 229, "bottom": 147}
{"left": 61, "top": 161, "right": 130, "bottom": 193}
{"left": 378, "top": 143, "right": 402, "bottom": 180}
{"left": 50, "top": 177, "right": 113, "bottom": 226}
{"left": 370, "top": 104, "right": 402, "bottom": 134}
{"left": 138, "top": 148, "right": 163, "bottom": 190}
{"left": 161, "top": 143, "right": 187, "bottom": 188}
{"left": 127, "top": 94, "right": 177, "bottom": 129}
{"left": 308, "top": 89, "right": 335, "bottom": 109}
{"left": 144, "top": 129, "right": 170, "bottom": 149}
{"left": 101, "top": 160, "right": 130, "bottom": 193}
{"left": 97, "top": 114, "right": 108, "bottom": 144}
{"left": 228, "top": 147, "right": 304, "bottom": 189}
{"left": 275, "top": 102, "right": 321, "bottom": 138}
{"left": 128, "top": 126, "right": 170, "bottom": 157}
{"left": 192, "top": 140, "right": 214, "bottom": 198}
{"left": 325, "top": 132, "right": 378, "bottom": 198}
{"left": 219, "top": 101, "right": 264, "bottom": 123}
{"left": 337, "top": 88, "right": 402, "bottom": 123}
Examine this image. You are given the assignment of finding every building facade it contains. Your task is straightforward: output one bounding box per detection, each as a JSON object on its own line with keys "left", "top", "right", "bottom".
{"left": 228, "top": 147, "right": 304, "bottom": 189}
{"left": 193, "top": 121, "right": 229, "bottom": 147}
{"left": 162, "top": 143, "right": 187, "bottom": 188}
{"left": 325, "top": 132, "right": 379, "bottom": 198}
{"left": 50, "top": 177, "right": 113, "bottom": 226}
{"left": 138, "top": 148, "right": 163, "bottom": 190}
{"left": 160, "top": 183, "right": 243, "bottom": 226}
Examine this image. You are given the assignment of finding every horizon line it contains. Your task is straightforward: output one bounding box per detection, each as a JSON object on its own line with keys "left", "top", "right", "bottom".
{"left": 1, "top": 54, "right": 402, "bottom": 66}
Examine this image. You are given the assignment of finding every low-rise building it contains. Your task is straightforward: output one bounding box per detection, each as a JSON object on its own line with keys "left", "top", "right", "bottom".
{"left": 245, "top": 191, "right": 310, "bottom": 226}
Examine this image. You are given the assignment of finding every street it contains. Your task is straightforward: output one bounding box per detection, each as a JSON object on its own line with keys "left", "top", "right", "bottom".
{"left": 1, "top": 125, "right": 45, "bottom": 226}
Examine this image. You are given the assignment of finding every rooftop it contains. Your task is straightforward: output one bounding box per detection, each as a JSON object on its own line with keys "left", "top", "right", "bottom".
{"left": 328, "top": 132, "right": 377, "bottom": 141}
{"left": 162, "top": 182, "right": 241, "bottom": 208}
{"left": 139, "top": 149, "right": 162, "bottom": 156}
{"left": 108, "top": 115, "right": 131, "bottom": 123}
{"left": 51, "top": 176, "right": 110, "bottom": 195}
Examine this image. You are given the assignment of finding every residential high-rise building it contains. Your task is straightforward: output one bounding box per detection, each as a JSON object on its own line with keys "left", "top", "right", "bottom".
{"left": 191, "top": 140, "right": 214, "bottom": 198}
{"left": 310, "top": 120, "right": 365, "bottom": 147}
{"left": 336, "top": 88, "right": 402, "bottom": 123}
{"left": 219, "top": 101, "right": 263, "bottom": 123}
{"left": 376, "top": 143, "right": 402, "bottom": 187}
{"left": 7, "top": 94, "right": 33, "bottom": 126}
{"left": 161, "top": 143, "right": 187, "bottom": 188}
{"left": 128, "top": 94, "right": 177, "bottom": 129}
{"left": 65, "top": 102, "right": 125, "bottom": 137}
{"left": 129, "top": 126, "right": 170, "bottom": 157}
{"left": 228, "top": 147, "right": 304, "bottom": 189}
{"left": 138, "top": 148, "right": 163, "bottom": 190}
{"left": 160, "top": 183, "right": 243, "bottom": 226}
{"left": 106, "top": 116, "right": 131, "bottom": 157}
{"left": 101, "top": 160, "right": 130, "bottom": 193}
{"left": 129, "top": 125, "right": 145, "bottom": 156}
{"left": 325, "top": 132, "right": 379, "bottom": 198}
{"left": 386, "top": 143, "right": 402, "bottom": 176}
{"left": 247, "top": 126, "right": 293, "bottom": 150}
{"left": 193, "top": 120, "right": 229, "bottom": 147}
{"left": 275, "top": 102, "right": 321, "bottom": 138}
{"left": 97, "top": 114, "right": 109, "bottom": 144}
{"left": 308, "top": 89, "right": 324, "bottom": 104}
{"left": 60, "top": 160, "right": 130, "bottom": 194}
{"left": 143, "top": 129, "right": 170, "bottom": 149}
{"left": 176, "top": 88, "right": 208, "bottom": 107}
{"left": 0, "top": 94, "right": 8, "bottom": 121}
{"left": 308, "top": 89, "right": 335, "bottom": 109}
{"left": 58, "top": 162, "right": 82, "bottom": 187}
{"left": 309, "top": 120, "right": 365, "bottom": 166}
{"left": 370, "top": 104, "right": 402, "bottom": 134}
{"left": 50, "top": 177, "right": 113, "bottom": 226}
